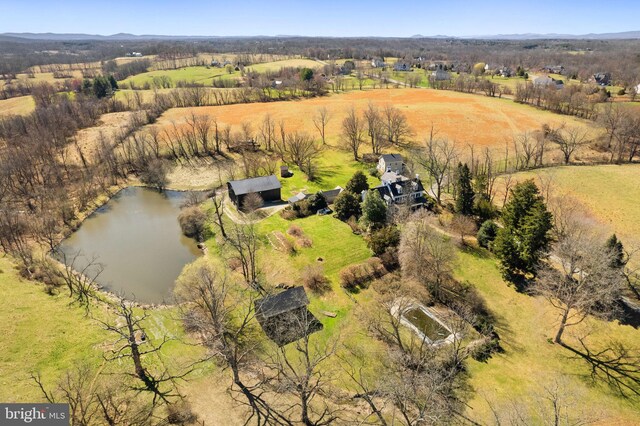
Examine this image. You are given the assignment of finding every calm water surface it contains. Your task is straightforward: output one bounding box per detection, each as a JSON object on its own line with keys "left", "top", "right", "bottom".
{"left": 57, "top": 187, "right": 201, "bottom": 304}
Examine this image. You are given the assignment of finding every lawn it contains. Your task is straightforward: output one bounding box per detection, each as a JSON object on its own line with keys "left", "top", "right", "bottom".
{"left": 456, "top": 248, "right": 640, "bottom": 423}
{"left": 495, "top": 164, "right": 640, "bottom": 260}
{"left": 278, "top": 149, "right": 376, "bottom": 199}
{"left": 0, "top": 95, "right": 35, "bottom": 116}
{"left": 0, "top": 257, "right": 108, "bottom": 401}
{"left": 0, "top": 256, "right": 207, "bottom": 403}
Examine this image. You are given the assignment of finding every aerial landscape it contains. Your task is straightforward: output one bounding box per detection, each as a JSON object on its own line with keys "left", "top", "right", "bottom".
{"left": 2, "top": 1, "right": 640, "bottom": 424}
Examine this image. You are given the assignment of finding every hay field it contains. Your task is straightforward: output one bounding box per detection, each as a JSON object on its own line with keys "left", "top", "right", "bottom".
{"left": 156, "top": 88, "right": 593, "bottom": 148}
{"left": 245, "top": 58, "right": 323, "bottom": 73}
{"left": 0, "top": 95, "right": 35, "bottom": 116}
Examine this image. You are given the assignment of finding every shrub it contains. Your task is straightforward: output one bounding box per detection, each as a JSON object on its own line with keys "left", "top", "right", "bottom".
{"left": 287, "top": 224, "right": 304, "bottom": 237}
{"left": 367, "top": 225, "right": 401, "bottom": 256}
{"left": 297, "top": 237, "right": 313, "bottom": 248}
{"left": 302, "top": 265, "right": 331, "bottom": 293}
{"left": 178, "top": 206, "right": 207, "bottom": 239}
{"left": 339, "top": 257, "right": 387, "bottom": 291}
{"left": 140, "top": 158, "right": 172, "bottom": 191}
{"left": 280, "top": 208, "right": 297, "bottom": 220}
{"left": 477, "top": 220, "right": 499, "bottom": 249}
{"left": 242, "top": 192, "right": 264, "bottom": 213}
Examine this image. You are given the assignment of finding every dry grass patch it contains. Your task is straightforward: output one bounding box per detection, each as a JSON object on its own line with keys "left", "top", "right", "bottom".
{"left": 156, "top": 89, "right": 592, "bottom": 149}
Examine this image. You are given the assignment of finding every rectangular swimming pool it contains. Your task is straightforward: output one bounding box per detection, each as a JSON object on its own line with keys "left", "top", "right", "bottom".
{"left": 403, "top": 307, "right": 451, "bottom": 342}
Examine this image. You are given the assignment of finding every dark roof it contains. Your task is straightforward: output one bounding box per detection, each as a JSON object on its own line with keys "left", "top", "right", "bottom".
{"left": 380, "top": 153, "right": 403, "bottom": 162}
{"left": 319, "top": 187, "right": 343, "bottom": 201}
{"left": 373, "top": 178, "right": 425, "bottom": 201}
{"left": 228, "top": 175, "right": 281, "bottom": 196}
{"left": 255, "top": 287, "right": 309, "bottom": 319}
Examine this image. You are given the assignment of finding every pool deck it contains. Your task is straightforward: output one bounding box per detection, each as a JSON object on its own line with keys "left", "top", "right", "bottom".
{"left": 390, "top": 298, "right": 460, "bottom": 346}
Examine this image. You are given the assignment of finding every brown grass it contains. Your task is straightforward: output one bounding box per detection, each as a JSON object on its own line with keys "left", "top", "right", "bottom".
{"left": 155, "top": 88, "right": 593, "bottom": 149}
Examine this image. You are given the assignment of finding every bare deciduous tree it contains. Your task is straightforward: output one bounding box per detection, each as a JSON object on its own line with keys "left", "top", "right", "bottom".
{"left": 399, "top": 212, "right": 456, "bottom": 300}
{"left": 312, "top": 107, "right": 331, "bottom": 146}
{"left": 412, "top": 128, "right": 457, "bottom": 204}
{"left": 341, "top": 107, "right": 365, "bottom": 160}
{"left": 535, "top": 222, "right": 624, "bottom": 344}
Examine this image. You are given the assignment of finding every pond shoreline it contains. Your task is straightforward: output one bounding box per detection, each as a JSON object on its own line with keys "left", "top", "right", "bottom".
{"left": 55, "top": 185, "right": 207, "bottom": 307}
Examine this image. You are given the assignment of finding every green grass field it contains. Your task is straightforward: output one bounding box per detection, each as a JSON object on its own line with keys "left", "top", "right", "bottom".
{"left": 0, "top": 256, "right": 207, "bottom": 403}
{"left": 245, "top": 58, "right": 323, "bottom": 73}
{"left": 119, "top": 66, "right": 240, "bottom": 88}
{"left": 496, "top": 164, "right": 640, "bottom": 259}
{"left": 456, "top": 248, "right": 640, "bottom": 423}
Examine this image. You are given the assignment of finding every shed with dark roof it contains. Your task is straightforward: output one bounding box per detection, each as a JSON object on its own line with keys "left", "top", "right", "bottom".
{"left": 227, "top": 175, "right": 281, "bottom": 208}
{"left": 255, "top": 287, "right": 323, "bottom": 346}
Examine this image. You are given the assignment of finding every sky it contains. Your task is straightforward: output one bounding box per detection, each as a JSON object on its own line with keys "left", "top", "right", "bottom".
{"left": 1, "top": 0, "right": 640, "bottom": 37}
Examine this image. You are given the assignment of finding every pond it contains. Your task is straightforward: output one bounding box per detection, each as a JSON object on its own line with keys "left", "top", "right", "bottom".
{"left": 403, "top": 307, "right": 451, "bottom": 343}
{"left": 56, "top": 187, "right": 202, "bottom": 304}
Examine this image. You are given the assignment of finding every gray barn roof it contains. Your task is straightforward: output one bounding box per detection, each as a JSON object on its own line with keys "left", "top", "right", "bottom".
{"left": 381, "top": 153, "right": 403, "bottom": 162}
{"left": 228, "top": 175, "right": 281, "bottom": 196}
{"left": 255, "top": 287, "right": 309, "bottom": 319}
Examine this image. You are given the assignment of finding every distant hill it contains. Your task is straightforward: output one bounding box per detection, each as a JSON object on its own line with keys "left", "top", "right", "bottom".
{"left": 3, "top": 31, "right": 640, "bottom": 41}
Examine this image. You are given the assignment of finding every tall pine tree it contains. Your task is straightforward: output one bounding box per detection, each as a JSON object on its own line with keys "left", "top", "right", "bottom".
{"left": 493, "top": 179, "right": 553, "bottom": 281}
{"left": 455, "top": 162, "right": 475, "bottom": 215}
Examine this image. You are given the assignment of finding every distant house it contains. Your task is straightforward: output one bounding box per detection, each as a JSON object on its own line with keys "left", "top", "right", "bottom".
{"left": 543, "top": 65, "right": 564, "bottom": 75}
{"left": 431, "top": 68, "right": 451, "bottom": 81}
{"left": 593, "top": 73, "right": 611, "bottom": 86}
{"left": 393, "top": 62, "right": 411, "bottom": 72}
{"left": 367, "top": 175, "right": 427, "bottom": 208}
{"left": 533, "top": 76, "right": 564, "bottom": 89}
{"left": 497, "top": 66, "right": 513, "bottom": 77}
{"left": 254, "top": 287, "right": 323, "bottom": 346}
{"left": 377, "top": 153, "right": 405, "bottom": 174}
{"left": 371, "top": 58, "right": 386, "bottom": 68}
{"left": 227, "top": 175, "right": 281, "bottom": 208}
{"left": 126, "top": 52, "right": 143, "bottom": 57}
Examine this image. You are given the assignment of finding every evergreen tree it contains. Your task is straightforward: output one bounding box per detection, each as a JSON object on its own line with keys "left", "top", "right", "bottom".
{"left": 92, "top": 76, "right": 112, "bottom": 98}
{"left": 455, "top": 162, "right": 475, "bottom": 215}
{"left": 300, "top": 68, "right": 314, "bottom": 81}
{"left": 334, "top": 191, "right": 362, "bottom": 221}
{"left": 345, "top": 170, "right": 369, "bottom": 195}
{"left": 306, "top": 192, "right": 328, "bottom": 213}
{"left": 493, "top": 180, "right": 553, "bottom": 281}
{"left": 477, "top": 220, "right": 499, "bottom": 249}
{"left": 362, "top": 190, "right": 387, "bottom": 229}
{"left": 108, "top": 75, "right": 119, "bottom": 90}
{"left": 606, "top": 234, "right": 625, "bottom": 268}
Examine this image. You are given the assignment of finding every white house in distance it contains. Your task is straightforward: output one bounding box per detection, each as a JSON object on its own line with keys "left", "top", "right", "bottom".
{"left": 377, "top": 153, "right": 405, "bottom": 174}
{"left": 533, "top": 75, "right": 564, "bottom": 90}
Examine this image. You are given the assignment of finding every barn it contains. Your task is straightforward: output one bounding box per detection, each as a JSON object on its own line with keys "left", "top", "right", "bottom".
{"left": 227, "top": 175, "right": 282, "bottom": 208}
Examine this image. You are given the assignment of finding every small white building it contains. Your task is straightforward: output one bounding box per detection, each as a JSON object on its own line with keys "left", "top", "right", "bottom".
{"left": 377, "top": 154, "right": 405, "bottom": 174}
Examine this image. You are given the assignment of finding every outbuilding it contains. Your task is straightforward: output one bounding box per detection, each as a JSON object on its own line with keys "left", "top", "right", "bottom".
{"left": 227, "top": 175, "right": 281, "bottom": 208}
